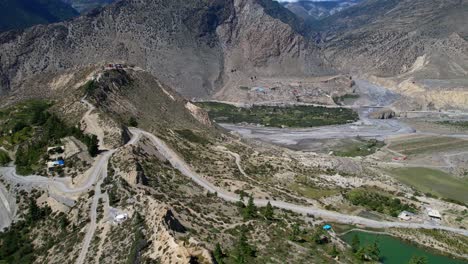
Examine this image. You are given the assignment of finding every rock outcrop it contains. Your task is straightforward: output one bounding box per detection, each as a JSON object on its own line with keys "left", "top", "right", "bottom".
{"left": 369, "top": 108, "right": 396, "bottom": 120}
{"left": 143, "top": 198, "right": 213, "bottom": 264}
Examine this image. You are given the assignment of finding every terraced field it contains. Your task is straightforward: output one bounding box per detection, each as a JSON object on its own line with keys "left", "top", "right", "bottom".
{"left": 388, "top": 136, "right": 468, "bottom": 156}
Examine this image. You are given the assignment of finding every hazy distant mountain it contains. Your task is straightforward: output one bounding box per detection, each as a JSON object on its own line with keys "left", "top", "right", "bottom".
{"left": 61, "top": 0, "right": 115, "bottom": 13}
{"left": 0, "top": 0, "right": 78, "bottom": 32}
{"left": 281, "top": 0, "right": 362, "bottom": 20}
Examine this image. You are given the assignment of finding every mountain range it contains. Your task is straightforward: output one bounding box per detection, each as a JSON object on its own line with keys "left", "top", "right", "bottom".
{"left": 0, "top": 0, "right": 467, "bottom": 109}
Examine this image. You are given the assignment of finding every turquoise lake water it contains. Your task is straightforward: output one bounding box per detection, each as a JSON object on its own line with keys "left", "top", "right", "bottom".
{"left": 342, "top": 231, "right": 468, "bottom": 264}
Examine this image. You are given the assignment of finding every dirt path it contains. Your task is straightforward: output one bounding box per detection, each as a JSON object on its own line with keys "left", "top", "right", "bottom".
{"left": 130, "top": 128, "right": 468, "bottom": 236}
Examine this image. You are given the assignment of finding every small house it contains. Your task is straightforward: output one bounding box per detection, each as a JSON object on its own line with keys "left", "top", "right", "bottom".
{"left": 114, "top": 213, "right": 129, "bottom": 223}
{"left": 427, "top": 208, "right": 441, "bottom": 220}
{"left": 398, "top": 211, "right": 414, "bottom": 221}
{"left": 323, "top": 224, "right": 332, "bottom": 231}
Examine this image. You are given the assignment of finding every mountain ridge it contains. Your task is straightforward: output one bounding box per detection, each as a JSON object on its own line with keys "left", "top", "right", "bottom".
{"left": 0, "top": 0, "right": 329, "bottom": 100}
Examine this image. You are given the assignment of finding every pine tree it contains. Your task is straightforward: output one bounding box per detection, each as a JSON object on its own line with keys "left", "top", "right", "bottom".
{"left": 408, "top": 256, "right": 428, "bottom": 264}
{"left": 329, "top": 244, "right": 339, "bottom": 258}
{"left": 213, "top": 243, "right": 225, "bottom": 264}
{"left": 367, "top": 241, "right": 380, "bottom": 261}
{"left": 263, "top": 201, "right": 274, "bottom": 220}
{"left": 289, "top": 223, "right": 302, "bottom": 242}
{"left": 242, "top": 196, "right": 257, "bottom": 220}
{"left": 28, "top": 198, "right": 41, "bottom": 223}
{"left": 351, "top": 234, "right": 360, "bottom": 253}
{"left": 233, "top": 227, "right": 255, "bottom": 264}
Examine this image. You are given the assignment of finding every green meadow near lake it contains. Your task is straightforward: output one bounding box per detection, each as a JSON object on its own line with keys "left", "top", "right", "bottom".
{"left": 342, "top": 231, "right": 467, "bottom": 264}
{"left": 388, "top": 167, "right": 468, "bottom": 204}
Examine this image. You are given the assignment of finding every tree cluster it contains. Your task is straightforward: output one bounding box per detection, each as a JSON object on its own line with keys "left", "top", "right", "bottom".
{"left": 350, "top": 235, "right": 381, "bottom": 262}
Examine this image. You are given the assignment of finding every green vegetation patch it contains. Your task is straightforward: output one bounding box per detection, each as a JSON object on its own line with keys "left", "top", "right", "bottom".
{"left": 388, "top": 167, "right": 468, "bottom": 204}
{"left": 436, "top": 120, "right": 468, "bottom": 130}
{"left": 0, "top": 198, "right": 52, "bottom": 264}
{"left": 0, "top": 150, "right": 11, "bottom": 165}
{"left": 388, "top": 136, "right": 468, "bottom": 156}
{"left": 345, "top": 188, "right": 417, "bottom": 217}
{"left": 175, "top": 129, "right": 210, "bottom": 145}
{"left": 333, "top": 94, "right": 360, "bottom": 105}
{"left": 333, "top": 138, "right": 384, "bottom": 157}
{"left": 0, "top": 100, "right": 99, "bottom": 175}
{"left": 289, "top": 183, "right": 339, "bottom": 199}
{"left": 196, "top": 102, "right": 358, "bottom": 128}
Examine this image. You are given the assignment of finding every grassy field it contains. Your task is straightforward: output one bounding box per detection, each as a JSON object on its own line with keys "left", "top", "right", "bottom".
{"left": 388, "top": 136, "right": 468, "bottom": 156}
{"left": 388, "top": 167, "right": 468, "bottom": 204}
{"left": 289, "top": 183, "right": 340, "bottom": 199}
{"left": 333, "top": 138, "right": 384, "bottom": 157}
{"left": 196, "top": 102, "right": 358, "bottom": 128}
{"left": 436, "top": 121, "right": 468, "bottom": 130}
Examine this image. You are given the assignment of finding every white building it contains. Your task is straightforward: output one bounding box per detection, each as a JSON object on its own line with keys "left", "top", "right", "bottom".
{"left": 398, "top": 211, "right": 414, "bottom": 221}
{"left": 427, "top": 208, "right": 442, "bottom": 220}
{"left": 114, "top": 213, "right": 128, "bottom": 224}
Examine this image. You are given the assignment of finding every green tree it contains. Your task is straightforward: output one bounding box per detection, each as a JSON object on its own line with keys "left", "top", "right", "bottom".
{"left": 351, "top": 234, "right": 360, "bottom": 253}
{"left": 213, "top": 243, "right": 225, "bottom": 264}
{"left": 355, "top": 247, "right": 367, "bottom": 261}
{"left": 329, "top": 244, "right": 339, "bottom": 258}
{"left": 408, "top": 256, "right": 428, "bottom": 264}
{"left": 242, "top": 196, "right": 257, "bottom": 220}
{"left": 0, "top": 150, "right": 11, "bottom": 165}
{"left": 289, "top": 223, "right": 302, "bottom": 242}
{"left": 128, "top": 117, "right": 138, "bottom": 127}
{"left": 232, "top": 227, "right": 255, "bottom": 264}
{"left": 85, "top": 134, "right": 99, "bottom": 157}
{"left": 28, "top": 198, "right": 41, "bottom": 223}
{"left": 367, "top": 241, "right": 380, "bottom": 261}
{"left": 263, "top": 201, "right": 274, "bottom": 220}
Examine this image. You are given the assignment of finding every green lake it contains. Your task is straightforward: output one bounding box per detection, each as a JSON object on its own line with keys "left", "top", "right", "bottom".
{"left": 342, "top": 231, "right": 468, "bottom": 264}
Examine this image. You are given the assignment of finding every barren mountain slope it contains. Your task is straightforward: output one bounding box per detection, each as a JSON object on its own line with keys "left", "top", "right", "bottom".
{"left": 321, "top": 0, "right": 468, "bottom": 77}
{"left": 0, "top": 0, "right": 328, "bottom": 99}
{"left": 313, "top": 0, "right": 468, "bottom": 109}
